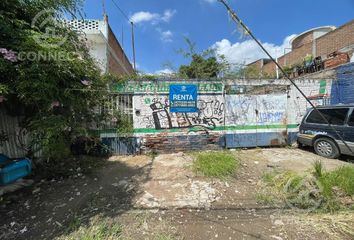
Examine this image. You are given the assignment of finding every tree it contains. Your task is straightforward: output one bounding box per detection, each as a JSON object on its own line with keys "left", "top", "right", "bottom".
{"left": 177, "top": 38, "right": 228, "bottom": 79}
{"left": 0, "top": 0, "right": 107, "bottom": 159}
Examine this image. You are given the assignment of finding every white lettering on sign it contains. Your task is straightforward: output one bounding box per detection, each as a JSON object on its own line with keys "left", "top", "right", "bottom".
{"left": 172, "top": 94, "right": 194, "bottom": 101}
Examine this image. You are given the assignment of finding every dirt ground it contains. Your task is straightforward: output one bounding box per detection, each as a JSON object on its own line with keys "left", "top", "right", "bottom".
{"left": 0, "top": 147, "right": 353, "bottom": 240}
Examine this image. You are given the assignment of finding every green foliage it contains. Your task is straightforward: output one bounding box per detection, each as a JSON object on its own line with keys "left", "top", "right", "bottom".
{"left": 177, "top": 38, "right": 228, "bottom": 79}
{"left": 179, "top": 54, "right": 221, "bottom": 79}
{"left": 113, "top": 111, "right": 134, "bottom": 136}
{"left": 0, "top": 84, "right": 8, "bottom": 95}
{"left": 192, "top": 151, "right": 239, "bottom": 178}
{"left": 282, "top": 65, "right": 294, "bottom": 76}
{"left": 0, "top": 0, "right": 108, "bottom": 161}
{"left": 236, "top": 65, "right": 275, "bottom": 79}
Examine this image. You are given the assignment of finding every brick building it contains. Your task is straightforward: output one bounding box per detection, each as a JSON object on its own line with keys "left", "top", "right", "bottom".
{"left": 65, "top": 15, "right": 134, "bottom": 75}
{"left": 251, "top": 19, "right": 354, "bottom": 76}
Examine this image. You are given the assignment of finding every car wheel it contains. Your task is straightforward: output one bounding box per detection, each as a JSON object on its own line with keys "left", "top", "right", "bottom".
{"left": 314, "top": 138, "right": 340, "bottom": 159}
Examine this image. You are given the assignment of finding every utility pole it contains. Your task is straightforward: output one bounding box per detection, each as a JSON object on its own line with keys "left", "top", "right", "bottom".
{"left": 121, "top": 25, "right": 124, "bottom": 49}
{"left": 102, "top": 0, "right": 106, "bottom": 17}
{"left": 131, "top": 21, "right": 136, "bottom": 72}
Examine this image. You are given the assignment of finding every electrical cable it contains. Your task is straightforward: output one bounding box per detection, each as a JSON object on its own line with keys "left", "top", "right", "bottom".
{"left": 111, "top": 0, "right": 131, "bottom": 23}
{"left": 218, "top": 0, "right": 354, "bottom": 156}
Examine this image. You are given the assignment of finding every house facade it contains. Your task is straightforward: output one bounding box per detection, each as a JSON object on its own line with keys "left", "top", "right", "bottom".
{"left": 65, "top": 16, "right": 134, "bottom": 75}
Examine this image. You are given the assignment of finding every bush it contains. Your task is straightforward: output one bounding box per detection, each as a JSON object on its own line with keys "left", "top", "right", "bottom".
{"left": 192, "top": 151, "right": 238, "bottom": 178}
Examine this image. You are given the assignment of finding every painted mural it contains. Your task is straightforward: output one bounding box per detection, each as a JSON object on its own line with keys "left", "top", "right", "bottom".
{"left": 133, "top": 95, "right": 224, "bottom": 132}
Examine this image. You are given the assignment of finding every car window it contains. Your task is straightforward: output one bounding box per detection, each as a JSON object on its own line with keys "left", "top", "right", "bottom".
{"left": 306, "top": 108, "right": 349, "bottom": 125}
{"left": 348, "top": 111, "right": 354, "bottom": 126}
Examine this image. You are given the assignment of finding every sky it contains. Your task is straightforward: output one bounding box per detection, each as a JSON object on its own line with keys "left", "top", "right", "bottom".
{"left": 82, "top": 0, "right": 354, "bottom": 74}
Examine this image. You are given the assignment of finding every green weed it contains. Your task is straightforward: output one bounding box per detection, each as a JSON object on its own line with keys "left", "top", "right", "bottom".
{"left": 313, "top": 160, "right": 324, "bottom": 178}
{"left": 59, "top": 217, "right": 123, "bottom": 240}
{"left": 258, "top": 164, "right": 354, "bottom": 212}
{"left": 192, "top": 151, "right": 239, "bottom": 178}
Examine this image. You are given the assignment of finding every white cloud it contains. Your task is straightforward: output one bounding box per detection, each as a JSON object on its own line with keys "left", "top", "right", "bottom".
{"left": 161, "top": 9, "right": 177, "bottom": 22}
{"left": 160, "top": 30, "right": 173, "bottom": 42}
{"left": 203, "top": 0, "right": 217, "bottom": 3}
{"left": 130, "top": 11, "right": 159, "bottom": 24}
{"left": 212, "top": 34, "right": 297, "bottom": 65}
{"left": 130, "top": 9, "right": 176, "bottom": 25}
{"left": 155, "top": 68, "right": 175, "bottom": 75}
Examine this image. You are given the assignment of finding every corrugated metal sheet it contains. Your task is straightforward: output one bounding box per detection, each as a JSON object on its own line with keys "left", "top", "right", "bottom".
{"left": 101, "top": 137, "right": 140, "bottom": 155}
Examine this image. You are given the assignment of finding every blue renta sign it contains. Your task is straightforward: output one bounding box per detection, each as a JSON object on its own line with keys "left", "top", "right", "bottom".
{"left": 169, "top": 84, "right": 198, "bottom": 113}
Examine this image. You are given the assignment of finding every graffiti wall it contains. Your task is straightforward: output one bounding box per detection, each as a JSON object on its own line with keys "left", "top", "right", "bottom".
{"left": 101, "top": 78, "right": 340, "bottom": 153}
{"left": 133, "top": 95, "right": 224, "bottom": 133}
{"left": 287, "top": 79, "right": 332, "bottom": 125}
{"left": 225, "top": 94, "right": 287, "bottom": 126}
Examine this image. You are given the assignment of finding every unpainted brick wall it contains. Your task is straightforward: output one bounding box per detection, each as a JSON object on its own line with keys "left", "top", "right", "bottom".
{"left": 316, "top": 20, "right": 354, "bottom": 57}
{"left": 262, "top": 20, "right": 354, "bottom": 76}
{"left": 107, "top": 26, "right": 134, "bottom": 75}
{"left": 140, "top": 133, "right": 223, "bottom": 153}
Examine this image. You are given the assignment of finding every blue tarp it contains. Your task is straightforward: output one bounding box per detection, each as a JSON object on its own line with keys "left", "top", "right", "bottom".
{"left": 331, "top": 63, "right": 354, "bottom": 104}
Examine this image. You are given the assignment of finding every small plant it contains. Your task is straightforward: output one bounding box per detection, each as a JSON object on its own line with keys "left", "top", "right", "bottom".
{"left": 59, "top": 217, "right": 123, "bottom": 240}
{"left": 256, "top": 192, "right": 275, "bottom": 205}
{"left": 313, "top": 160, "right": 324, "bottom": 178}
{"left": 319, "top": 166, "right": 354, "bottom": 198}
{"left": 192, "top": 151, "right": 239, "bottom": 178}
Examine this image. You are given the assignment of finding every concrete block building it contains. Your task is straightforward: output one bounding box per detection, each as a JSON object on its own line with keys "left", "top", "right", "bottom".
{"left": 65, "top": 15, "right": 134, "bottom": 75}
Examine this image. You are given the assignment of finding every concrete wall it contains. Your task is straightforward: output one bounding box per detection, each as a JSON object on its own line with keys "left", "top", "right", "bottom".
{"left": 66, "top": 18, "right": 134, "bottom": 75}
{"left": 2, "top": 73, "right": 347, "bottom": 156}
{"left": 100, "top": 78, "right": 338, "bottom": 153}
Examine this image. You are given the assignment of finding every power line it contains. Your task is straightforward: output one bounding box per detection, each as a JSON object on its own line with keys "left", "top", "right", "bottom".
{"left": 111, "top": 0, "right": 130, "bottom": 22}
{"left": 218, "top": 0, "right": 354, "bottom": 156}
{"left": 110, "top": 0, "right": 137, "bottom": 72}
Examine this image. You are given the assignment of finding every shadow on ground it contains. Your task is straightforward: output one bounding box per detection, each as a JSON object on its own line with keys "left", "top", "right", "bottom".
{"left": 0, "top": 155, "right": 154, "bottom": 240}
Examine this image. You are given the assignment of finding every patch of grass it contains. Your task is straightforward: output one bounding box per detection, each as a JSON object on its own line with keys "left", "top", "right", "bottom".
{"left": 256, "top": 192, "right": 275, "bottom": 204}
{"left": 59, "top": 217, "right": 123, "bottom": 240}
{"left": 66, "top": 216, "right": 82, "bottom": 233}
{"left": 258, "top": 164, "right": 354, "bottom": 212}
{"left": 319, "top": 166, "right": 354, "bottom": 211}
{"left": 192, "top": 151, "right": 239, "bottom": 178}
{"left": 320, "top": 166, "right": 354, "bottom": 196}
{"left": 261, "top": 171, "right": 279, "bottom": 183}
